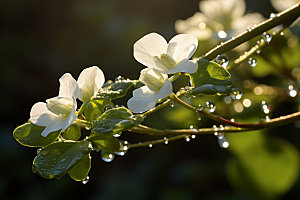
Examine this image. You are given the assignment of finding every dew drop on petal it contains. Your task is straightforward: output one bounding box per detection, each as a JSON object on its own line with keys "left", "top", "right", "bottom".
{"left": 205, "top": 101, "right": 216, "bottom": 113}
{"left": 262, "top": 32, "right": 272, "bottom": 43}
{"left": 230, "top": 88, "right": 243, "bottom": 100}
{"left": 248, "top": 57, "right": 257, "bottom": 67}
{"left": 81, "top": 176, "right": 90, "bottom": 184}
{"left": 215, "top": 55, "right": 229, "bottom": 69}
{"left": 101, "top": 151, "right": 115, "bottom": 162}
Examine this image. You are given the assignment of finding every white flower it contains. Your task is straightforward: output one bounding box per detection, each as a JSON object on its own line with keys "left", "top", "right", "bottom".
{"left": 134, "top": 33, "right": 198, "bottom": 74}
{"left": 127, "top": 68, "right": 172, "bottom": 113}
{"left": 77, "top": 66, "right": 105, "bottom": 102}
{"left": 175, "top": 0, "right": 264, "bottom": 41}
{"left": 30, "top": 73, "right": 79, "bottom": 137}
{"left": 271, "top": 0, "right": 298, "bottom": 12}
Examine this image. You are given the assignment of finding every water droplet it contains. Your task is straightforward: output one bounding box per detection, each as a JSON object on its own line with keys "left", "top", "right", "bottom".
{"left": 185, "top": 136, "right": 190, "bottom": 142}
{"left": 269, "top": 13, "right": 277, "bottom": 18}
{"left": 37, "top": 148, "right": 42, "bottom": 154}
{"left": 265, "top": 116, "right": 270, "bottom": 122}
{"left": 170, "top": 101, "right": 175, "bottom": 107}
{"left": 112, "top": 132, "right": 121, "bottom": 138}
{"left": 219, "top": 125, "right": 224, "bottom": 131}
{"left": 230, "top": 118, "right": 235, "bottom": 122}
{"left": 280, "top": 32, "right": 284, "bottom": 36}
{"left": 288, "top": 85, "right": 298, "bottom": 97}
{"left": 148, "top": 144, "right": 153, "bottom": 148}
{"left": 261, "top": 101, "right": 270, "bottom": 114}
{"left": 248, "top": 57, "right": 257, "bottom": 67}
{"left": 218, "top": 137, "right": 230, "bottom": 148}
{"left": 218, "top": 31, "right": 227, "bottom": 39}
{"left": 247, "top": 26, "right": 253, "bottom": 32}
{"left": 230, "top": 88, "right": 243, "bottom": 100}
{"left": 256, "top": 49, "right": 262, "bottom": 54}
{"left": 204, "top": 101, "right": 216, "bottom": 113}
{"left": 115, "top": 141, "right": 129, "bottom": 156}
{"left": 191, "top": 135, "right": 196, "bottom": 139}
{"left": 164, "top": 137, "right": 169, "bottom": 144}
{"left": 215, "top": 55, "right": 229, "bottom": 68}
{"left": 198, "top": 104, "right": 204, "bottom": 111}
{"left": 115, "top": 76, "right": 125, "bottom": 82}
{"left": 81, "top": 176, "right": 90, "bottom": 184}
{"left": 101, "top": 151, "right": 115, "bottom": 162}
{"left": 213, "top": 125, "right": 218, "bottom": 132}
{"left": 104, "top": 104, "right": 113, "bottom": 111}
{"left": 262, "top": 32, "right": 272, "bottom": 43}
{"left": 85, "top": 124, "right": 91, "bottom": 130}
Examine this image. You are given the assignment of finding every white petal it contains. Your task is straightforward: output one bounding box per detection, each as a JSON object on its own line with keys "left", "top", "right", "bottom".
{"left": 127, "top": 86, "right": 158, "bottom": 113}
{"left": 77, "top": 66, "right": 105, "bottom": 102}
{"left": 167, "top": 34, "right": 198, "bottom": 61}
{"left": 59, "top": 73, "right": 79, "bottom": 99}
{"left": 30, "top": 102, "right": 57, "bottom": 126}
{"left": 62, "top": 98, "right": 77, "bottom": 131}
{"left": 165, "top": 59, "right": 198, "bottom": 74}
{"left": 40, "top": 119, "right": 66, "bottom": 137}
{"left": 133, "top": 33, "right": 168, "bottom": 68}
{"left": 155, "top": 79, "right": 173, "bottom": 100}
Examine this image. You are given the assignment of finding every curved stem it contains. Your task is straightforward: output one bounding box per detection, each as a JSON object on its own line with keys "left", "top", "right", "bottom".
{"left": 202, "top": 2, "right": 300, "bottom": 61}
{"left": 168, "top": 93, "right": 300, "bottom": 129}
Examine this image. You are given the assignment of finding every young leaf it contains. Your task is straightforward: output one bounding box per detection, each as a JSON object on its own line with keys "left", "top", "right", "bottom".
{"left": 68, "top": 154, "right": 91, "bottom": 181}
{"left": 87, "top": 133, "right": 120, "bottom": 152}
{"left": 62, "top": 125, "right": 81, "bottom": 141}
{"left": 95, "top": 79, "right": 137, "bottom": 100}
{"left": 189, "top": 58, "right": 232, "bottom": 95}
{"left": 83, "top": 99, "right": 113, "bottom": 121}
{"left": 13, "top": 122, "right": 61, "bottom": 147}
{"left": 33, "top": 141, "right": 92, "bottom": 179}
{"left": 92, "top": 107, "right": 144, "bottom": 135}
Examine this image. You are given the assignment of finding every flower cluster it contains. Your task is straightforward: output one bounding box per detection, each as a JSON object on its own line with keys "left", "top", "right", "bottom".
{"left": 127, "top": 33, "right": 198, "bottom": 113}
{"left": 30, "top": 66, "right": 105, "bottom": 137}
{"left": 175, "top": 0, "right": 264, "bottom": 41}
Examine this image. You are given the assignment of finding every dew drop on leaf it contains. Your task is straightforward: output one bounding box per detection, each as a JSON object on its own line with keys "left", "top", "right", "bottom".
{"left": 215, "top": 54, "right": 229, "bottom": 69}
{"left": 81, "top": 176, "right": 90, "bottom": 184}
{"left": 101, "top": 151, "right": 115, "bottom": 162}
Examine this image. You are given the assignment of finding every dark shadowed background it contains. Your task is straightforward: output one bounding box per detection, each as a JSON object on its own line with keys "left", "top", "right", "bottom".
{"left": 1, "top": 0, "right": 299, "bottom": 199}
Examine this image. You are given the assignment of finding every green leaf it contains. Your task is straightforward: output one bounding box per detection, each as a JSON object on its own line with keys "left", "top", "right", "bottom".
{"left": 13, "top": 123, "right": 61, "bottom": 147}
{"left": 92, "top": 107, "right": 144, "bottom": 135}
{"left": 83, "top": 99, "right": 113, "bottom": 121}
{"left": 189, "top": 58, "right": 232, "bottom": 95}
{"left": 87, "top": 133, "right": 120, "bottom": 152}
{"left": 33, "top": 141, "right": 92, "bottom": 179}
{"left": 62, "top": 125, "right": 81, "bottom": 141}
{"left": 227, "top": 130, "right": 299, "bottom": 198}
{"left": 68, "top": 154, "right": 91, "bottom": 181}
{"left": 95, "top": 79, "right": 137, "bottom": 100}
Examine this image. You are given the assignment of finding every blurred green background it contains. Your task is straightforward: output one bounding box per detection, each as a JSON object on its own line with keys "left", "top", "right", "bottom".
{"left": 1, "top": 0, "right": 299, "bottom": 199}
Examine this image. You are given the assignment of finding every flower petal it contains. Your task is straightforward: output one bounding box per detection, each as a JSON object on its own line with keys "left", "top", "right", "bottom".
{"left": 30, "top": 102, "right": 57, "bottom": 126}
{"left": 134, "top": 33, "right": 168, "bottom": 68}
{"left": 59, "top": 73, "right": 79, "bottom": 99}
{"left": 40, "top": 119, "right": 66, "bottom": 137}
{"left": 62, "top": 98, "right": 77, "bottom": 131}
{"left": 167, "top": 34, "right": 198, "bottom": 61}
{"left": 155, "top": 79, "right": 173, "bottom": 100}
{"left": 127, "top": 86, "right": 158, "bottom": 113}
{"left": 165, "top": 59, "right": 198, "bottom": 74}
{"left": 77, "top": 66, "right": 105, "bottom": 102}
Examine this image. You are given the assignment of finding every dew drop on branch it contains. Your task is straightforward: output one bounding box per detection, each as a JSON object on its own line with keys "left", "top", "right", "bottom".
{"left": 215, "top": 54, "right": 229, "bottom": 69}
{"left": 269, "top": 13, "right": 277, "bottom": 19}
{"left": 170, "top": 101, "right": 175, "bottom": 107}
{"left": 164, "top": 137, "right": 169, "bottom": 144}
{"left": 288, "top": 85, "right": 298, "bottom": 97}
{"left": 261, "top": 101, "right": 270, "bottom": 114}
{"left": 204, "top": 101, "right": 216, "bottom": 113}
{"left": 262, "top": 32, "right": 272, "bottom": 43}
